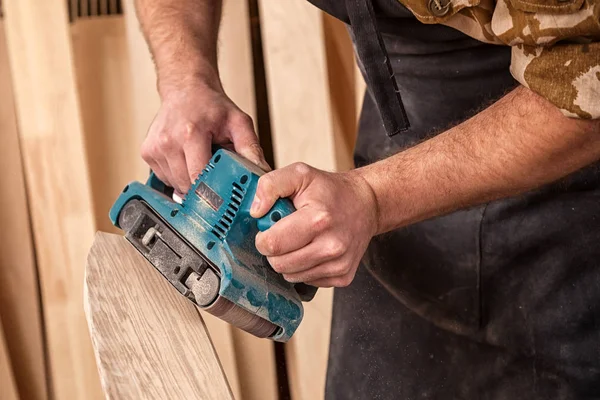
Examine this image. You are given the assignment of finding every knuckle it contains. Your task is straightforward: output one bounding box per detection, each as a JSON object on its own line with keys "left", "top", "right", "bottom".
{"left": 312, "top": 211, "right": 333, "bottom": 231}
{"left": 140, "top": 143, "right": 154, "bottom": 161}
{"left": 269, "top": 258, "right": 284, "bottom": 273}
{"left": 158, "top": 132, "right": 173, "bottom": 151}
{"left": 283, "top": 274, "right": 300, "bottom": 283}
{"left": 264, "top": 235, "right": 280, "bottom": 255}
{"left": 248, "top": 141, "right": 263, "bottom": 155}
{"left": 182, "top": 122, "right": 199, "bottom": 142}
{"left": 258, "top": 174, "right": 273, "bottom": 193}
{"left": 325, "top": 238, "right": 345, "bottom": 258}
{"left": 232, "top": 112, "right": 254, "bottom": 128}
{"left": 335, "top": 275, "right": 353, "bottom": 287}
{"left": 292, "top": 162, "right": 312, "bottom": 177}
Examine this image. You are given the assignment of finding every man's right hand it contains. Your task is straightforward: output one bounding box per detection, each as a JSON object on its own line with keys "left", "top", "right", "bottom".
{"left": 140, "top": 84, "right": 269, "bottom": 194}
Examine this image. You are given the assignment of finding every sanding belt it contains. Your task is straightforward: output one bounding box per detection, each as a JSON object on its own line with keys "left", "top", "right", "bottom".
{"left": 345, "top": 0, "right": 410, "bottom": 136}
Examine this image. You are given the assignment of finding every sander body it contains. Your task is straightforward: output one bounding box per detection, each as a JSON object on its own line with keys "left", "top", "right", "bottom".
{"left": 110, "top": 149, "right": 316, "bottom": 341}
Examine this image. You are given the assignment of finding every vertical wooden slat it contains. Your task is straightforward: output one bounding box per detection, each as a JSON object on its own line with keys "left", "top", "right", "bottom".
{"left": 90, "top": 0, "right": 98, "bottom": 16}
{"left": 354, "top": 63, "right": 366, "bottom": 125}
{"left": 3, "top": 0, "right": 103, "bottom": 398}
{"left": 69, "top": 0, "right": 78, "bottom": 21}
{"left": 71, "top": 15, "right": 144, "bottom": 233}
{"left": 99, "top": 0, "right": 108, "bottom": 15}
{"left": 0, "top": 317, "right": 20, "bottom": 400}
{"left": 0, "top": 20, "right": 48, "bottom": 400}
{"left": 122, "top": 0, "right": 159, "bottom": 148}
{"left": 322, "top": 13, "right": 358, "bottom": 171}
{"left": 80, "top": 0, "right": 88, "bottom": 18}
{"left": 109, "top": 0, "right": 118, "bottom": 14}
{"left": 258, "top": 1, "right": 359, "bottom": 399}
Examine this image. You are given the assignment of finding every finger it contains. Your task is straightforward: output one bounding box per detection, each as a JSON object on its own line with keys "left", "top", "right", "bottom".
{"left": 166, "top": 151, "right": 192, "bottom": 193}
{"left": 255, "top": 207, "right": 324, "bottom": 257}
{"left": 304, "top": 272, "right": 355, "bottom": 288}
{"left": 228, "top": 114, "right": 270, "bottom": 171}
{"left": 183, "top": 128, "right": 212, "bottom": 184}
{"left": 281, "top": 260, "right": 350, "bottom": 284}
{"left": 250, "top": 163, "right": 313, "bottom": 218}
{"left": 264, "top": 234, "right": 344, "bottom": 275}
{"left": 141, "top": 141, "right": 169, "bottom": 185}
{"left": 155, "top": 155, "right": 175, "bottom": 187}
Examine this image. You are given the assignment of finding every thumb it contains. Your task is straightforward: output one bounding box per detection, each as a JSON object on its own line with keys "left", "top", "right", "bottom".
{"left": 250, "top": 163, "right": 313, "bottom": 218}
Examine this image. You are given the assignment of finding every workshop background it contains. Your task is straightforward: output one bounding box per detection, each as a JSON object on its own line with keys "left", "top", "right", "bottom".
{"left": 0, "top": 0, "right": 365, "bottom": 399}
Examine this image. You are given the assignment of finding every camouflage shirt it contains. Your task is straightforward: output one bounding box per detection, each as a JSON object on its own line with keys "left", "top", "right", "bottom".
{"left": 398, "top": 0, "right": 600, "bottom": 119}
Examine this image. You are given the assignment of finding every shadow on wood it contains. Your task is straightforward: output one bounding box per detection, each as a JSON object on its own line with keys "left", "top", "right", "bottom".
{"left": 84, "top": 232, "right": 233, "bottom": 400}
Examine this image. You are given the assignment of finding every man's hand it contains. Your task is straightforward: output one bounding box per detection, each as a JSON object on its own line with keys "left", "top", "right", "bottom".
{"left": 250, "top": 164, "right": 378, "bottom": 287}
{"left": 141, "top": 85, "right": 269, "bottom": 194}
{"left": 135, "top": 0, "right": 268, "bottom": 194}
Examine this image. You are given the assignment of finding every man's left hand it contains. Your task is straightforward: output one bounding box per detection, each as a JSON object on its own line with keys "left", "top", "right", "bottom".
{"left": 250, "top": 163, "right": 378, "bottom": 287}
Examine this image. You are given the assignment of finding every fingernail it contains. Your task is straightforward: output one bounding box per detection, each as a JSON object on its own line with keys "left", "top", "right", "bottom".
{"left": 251, "top": 197, "right": 261, "bottom": 214}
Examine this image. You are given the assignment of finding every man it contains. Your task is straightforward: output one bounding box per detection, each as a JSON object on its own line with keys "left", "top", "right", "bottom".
{"left": 135, "top": 0, "right": 600, "bottom": 398}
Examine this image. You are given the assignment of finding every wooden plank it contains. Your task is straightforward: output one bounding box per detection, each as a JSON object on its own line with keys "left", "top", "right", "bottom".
{"left": 121, "top": 2, "right": 244, "bottom": 398}
{"left": 71, "top": 16, "right": 146, "bottom": 234}
{"left": 84, "top": 232, "right": 233, "bottom": 400}
{"left": 99, "top": 0, "right": 108, "bottom": 16}
{"left": 122, "top": 0, "right": 160, "bottom": 144}
{"left": 90, "top": 0, "right": 99, "bottom": 16}
{"left": 109, "top": 0, "right": 118, "bottom": 15}
{"left": 0, "top": 317, "right": 20, "bottom": 400}
{"left": 3, "top": 1, "right": 103, "bottom": 399}
{"left": 259, "top": 2, "right": 359, "bottom": 399}
{"left": 354, "top": 63, "right": 366, "bottom": 126}
{"left": 80, "top": 0, "right": 88, "bottom": 18}
{"left": 0, "top": 21, "right": 48, "bottom": 400}
{"left": 322, "top": 13, "right": 358, "bottom": 171}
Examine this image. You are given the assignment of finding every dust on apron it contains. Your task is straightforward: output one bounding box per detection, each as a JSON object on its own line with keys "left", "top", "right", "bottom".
{"left": 305, "top": 1, "right": 600, "bottom": 399}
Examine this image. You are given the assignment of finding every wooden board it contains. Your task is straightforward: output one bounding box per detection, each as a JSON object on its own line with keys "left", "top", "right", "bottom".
{"left": 0, "top": 20, "right": 48, "bottom": 400}
{"left": 84, "top": 232, "right": 233, "bottom": 400}
{"left": 122, "top": 0, "right": 160, "bottom": 145}
{"left": 258, "top": 2, "right": 359, "bottom": 399}
{"left": 71, "top": 16, "right": 146, "bottom": 234}
{"left": 3, "top": 1, "right": 103, "bottom": 398}
{"left": 0, "top": 317, "right": 20, "bottom": 400}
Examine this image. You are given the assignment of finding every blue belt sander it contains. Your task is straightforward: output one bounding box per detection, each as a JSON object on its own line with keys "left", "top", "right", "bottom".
{"left": 109, "top": 149, "right": 316, "bottom": 341}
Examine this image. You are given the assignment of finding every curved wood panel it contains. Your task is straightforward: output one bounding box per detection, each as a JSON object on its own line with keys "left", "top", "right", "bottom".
{"left": 85, "top": 232, "right": 233, "bottom": 400}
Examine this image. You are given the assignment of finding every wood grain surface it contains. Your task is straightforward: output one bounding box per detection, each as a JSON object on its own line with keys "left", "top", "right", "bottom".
{"left": 0, "top": 20, "right": 48, "bottom": 400}
{"left": 3, "top": 1, "right": 103, "bottom": 398}
{"left": 72, "top": 16, "right": 147, "bottom": 234}
{"left": 84, "top": 232, "right": 233, "bottom": 400}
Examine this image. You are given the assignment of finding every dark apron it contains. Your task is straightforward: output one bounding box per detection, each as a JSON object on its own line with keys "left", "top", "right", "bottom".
{"left": 306, "top": 1, "right": 600, "bottom": 399}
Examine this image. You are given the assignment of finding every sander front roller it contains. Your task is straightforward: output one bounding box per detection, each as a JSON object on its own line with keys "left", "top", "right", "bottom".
{"left": 110, "top": 149, "right": 317, "bottom": 341}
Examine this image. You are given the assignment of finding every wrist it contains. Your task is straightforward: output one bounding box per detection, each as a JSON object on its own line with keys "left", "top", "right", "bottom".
{"left": 346, "top": 168, "right": 381, "bottom": 237}
{"left": 157, "top": 63, "right": 223, "bottom": 101}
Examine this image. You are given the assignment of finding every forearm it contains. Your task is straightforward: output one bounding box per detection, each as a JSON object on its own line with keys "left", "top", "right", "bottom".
{"left": 357, "top": 86, "right": 600, "bottom": 234}
{"left": 134, "top": 0, "right": 223, "bottom": 97}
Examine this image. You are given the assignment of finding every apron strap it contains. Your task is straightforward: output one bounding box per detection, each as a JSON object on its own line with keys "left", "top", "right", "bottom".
{"left": 345, "top": 0, "right": 410, "bottom": 136}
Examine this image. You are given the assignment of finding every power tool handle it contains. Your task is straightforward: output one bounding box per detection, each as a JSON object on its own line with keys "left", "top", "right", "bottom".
{"left": 256, "top": 198, "right": 295, "bottom": 232}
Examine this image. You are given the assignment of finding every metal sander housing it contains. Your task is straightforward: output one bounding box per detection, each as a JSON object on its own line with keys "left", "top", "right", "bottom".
{"left": 109, "top": 149, "right": 316, "bottom": 342}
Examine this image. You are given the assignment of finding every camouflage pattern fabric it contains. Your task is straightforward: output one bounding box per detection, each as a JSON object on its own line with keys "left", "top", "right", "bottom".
{"left": 397, "top": 0, "right": 600, "bottom": 119}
